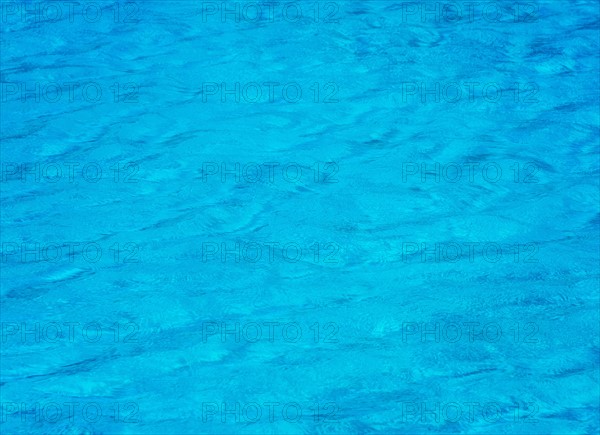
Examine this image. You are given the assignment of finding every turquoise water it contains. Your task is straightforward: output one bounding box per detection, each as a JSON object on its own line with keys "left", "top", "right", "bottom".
{"left": 1, "top": 1, "right": 599, "bottom": 434}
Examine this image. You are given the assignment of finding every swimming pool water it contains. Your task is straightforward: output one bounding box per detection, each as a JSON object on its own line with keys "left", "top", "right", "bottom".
{"left": 1, "top": 1, "right": 599, "bottom": 434}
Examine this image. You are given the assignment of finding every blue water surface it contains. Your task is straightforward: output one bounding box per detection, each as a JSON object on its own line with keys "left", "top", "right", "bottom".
{"left": 1, "top": 0, "right": 599, "bottom": 434}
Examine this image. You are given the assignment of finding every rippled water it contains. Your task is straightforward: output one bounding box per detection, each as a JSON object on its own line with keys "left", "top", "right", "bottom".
{"left": 1, "top": 1, "right": 599, "bottom": 434}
